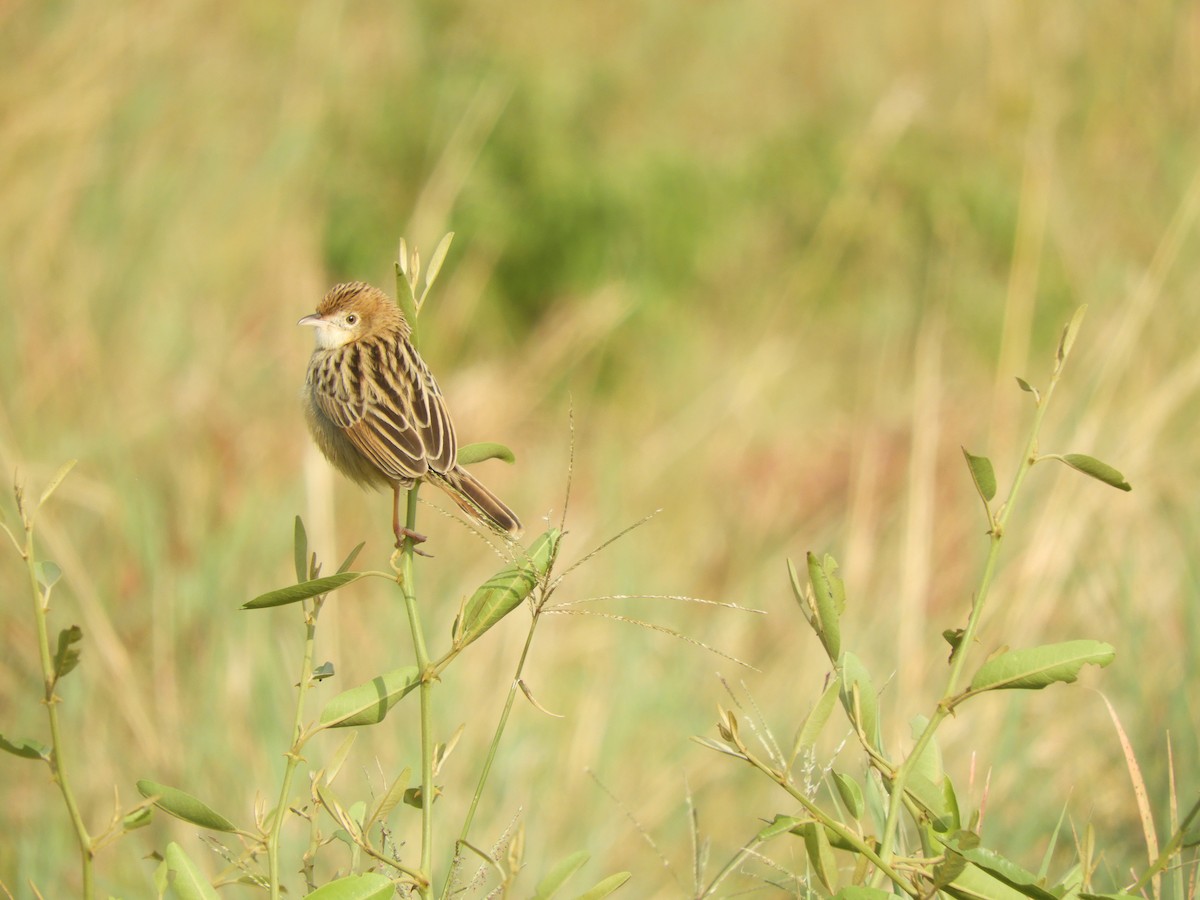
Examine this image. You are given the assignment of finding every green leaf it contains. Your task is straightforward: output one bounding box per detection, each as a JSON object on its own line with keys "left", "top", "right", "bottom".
{"left": 940, "top": 833, "right": 1060, "bottom": 900}
{"left": 424, "top": 231, "right": 455, "bottom": 292}
{"left": 456, "top": 529, "right": 559, "bottom": 648}
{"left": 839, "top": 652, "right": 879, "bottom": 749}
{"left": 1056, "top": 305, "right": 1087, "bottom": 368}
{"left": 533, "top": 850, "right": 590, "bottom": 899}
{"left": 832, "top": 771, "right": 863, "bottom": 818}
{"left": 962, "top": 447, "right": 997, "bottom": 504}
{"left": 243, "top": 572, "right": 373, "bottom": 609}
{"left": 301, "top": 872, "right": 394, "bottom": 899}
{"left": 122, "top": 806, "right": 153, "bottom": 831}
{"left": 1058, "top": 454, "right": 1132, "bottom": 492}
{"left": 136, "top": 780, "right": 238, "bottom": 833}
{"left": 905, "top": 772, "right": 952, "bottom": 831}
{"left": 294, "top": 516, "right": 308, "bottom": 583}
{"left": 946, "top": 862, "right": 1034, "bottom": 900}
{"left": 336, "top": 542, "right": 366, "bottom": 575}
{"left": 1015, "top": 377, "right": 1037, "bottom": 395}
{"left": 757, "top": 815, "right": 806, "bottom": 842}
{"left": 324, "top": 733, "right": 357, "bottom": 785}
{"left": 38, "top": 459, "right": 78, "bottom": 509}
{"left": 804, "top": 552, "right": 844, "bottom": 661}
{"left": 571, "top": 872, "right": 631, "bottom": 900}
{"left": 319, "top": 666, "right": 421, "bottom": 727}
{"left": 164, "top": 841, "right": 220, "bottom": 900}
{"left": 801, "top": 820, "right": 839, "bottom": 892}
{"left": 457, "top": 441, "right": 517, "bottom": 466}
{"left": 35, "top": 560, "right": 63, "bottom": 594}
{"left": 366, "top": 767, "right": 411, "bottom": 829}
{"left": 968, "top": 641, "right": 1115, "bottom": 694}
{"left": 0, "top": 734, "right": 50, "bottom": 761}
{"left": 790, "top": 678, "right": 840, "bottom": 763}
{"left": 52, "top": 625, "right": 83, "bottom": 683}
{"left": 909, "top": 715, "right": 944, "bottom": 786}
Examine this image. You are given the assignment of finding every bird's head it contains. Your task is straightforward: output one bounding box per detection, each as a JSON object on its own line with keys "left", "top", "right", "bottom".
{"left": 299, "top": 282, "right": 407, "bottom": 349}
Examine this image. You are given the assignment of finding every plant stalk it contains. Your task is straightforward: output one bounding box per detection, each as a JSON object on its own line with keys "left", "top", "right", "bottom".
{"left": 268, "top": 600, "right": 320, "bottom": 900}
{"left": 24, "top": 518, "right": 94, "bottom": 899}
{"left": 872, "top": 336, "right": 1075, "bottom": 883}
{"left": 399, "top": 485, "right": 434, "bottom": 898}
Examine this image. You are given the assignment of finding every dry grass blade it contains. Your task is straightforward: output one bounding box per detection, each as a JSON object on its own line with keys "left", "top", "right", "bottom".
{"left": 1100, "top": 692, "right": 1158, "bottom": 895}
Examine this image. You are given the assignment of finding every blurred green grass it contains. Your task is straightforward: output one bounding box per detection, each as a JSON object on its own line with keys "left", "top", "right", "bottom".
{"left": 2, "top": 0, "right": 1199, "bottom": 896}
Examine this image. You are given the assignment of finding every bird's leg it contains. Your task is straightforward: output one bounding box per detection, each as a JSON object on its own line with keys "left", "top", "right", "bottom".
{"left": 392, "top": 483, "right": 430, "bottom": 553}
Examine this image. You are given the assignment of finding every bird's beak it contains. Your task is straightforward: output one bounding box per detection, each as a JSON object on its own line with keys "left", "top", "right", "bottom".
{"left": 298, "top": 313, "right": 323, "bottom": 327}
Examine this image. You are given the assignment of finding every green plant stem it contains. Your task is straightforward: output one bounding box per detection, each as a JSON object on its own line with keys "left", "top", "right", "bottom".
{"left": 399, "top": 485, "right": 434, "bottom": 899}
{"left": 438, "top": 610, "right": 544, "bottom": 900}
{"left": 24, "top": 521, "right": 94, "bottom": 899}
{"left": 872, "top": 348, "right": 1072, "bottom": 884}
{"left": 268, "top": 601, "right": 320, "bottom": 900}
{"left": 737, "top": 746, "right": 915, "bottom": 896}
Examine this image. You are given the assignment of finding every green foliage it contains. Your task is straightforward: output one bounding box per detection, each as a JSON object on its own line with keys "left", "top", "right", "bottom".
{"left": 688, "top": 310, "right": 1187, "bottom": 898}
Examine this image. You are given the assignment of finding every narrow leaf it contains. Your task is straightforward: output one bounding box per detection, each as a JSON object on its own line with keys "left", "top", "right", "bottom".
{"left": 123, "top": 806, "right": 153, "bottom": 831}
{"left": 301, "top": 872, "right": 394, "bottom": 900}
{"left": 1057, "top": 305, "right": 1087, "bottom": 367}
{"left": 336, "top": 541, "right": 366, "bottom": 575}
{"left": 164, "top": 841, "right": 220, "bottom": 900}
{"left": 833, "top": 771, "right": 864, "bottom": 818}
{"left": 52, "top": 625, "right": 83, "bottom": 683}
{"left": 806, "top": 552, "right": 844, "bottom": 661}
{"left": 1059, "top": 454, "right": 1132, "bottom": 492}
{"left": 571, "top": 872, "right": 631, "bottom": 900}
{"left": 968, "top": 641, "right": 1115, "bottom": 693}
{"left": 786, "top": 558, "right": 812, "bottom": 627}
{"left": 324, "top": 733, "right": 358, "bottom": 785}
{"left": 397, "top": 237, "right": 409, "bottom": 277}
{"left": 962, "top": 448, "right": 997, "bottom": 504}
{"left": 457, "top": 442, "right": 517, "bottom": 466}
{"left": 790, "top": 678, "right": 840, "bottom": 763}
{"left": 293, "top": 516, "right": 308, "bottom": 583}
{"left": 319, "top": 666, "right": 420, "bottom": 727}
{"left": 38, "top": 459, "right": 77, "bottom": 509}
{"left": 136, "top": 780, "right": 238, "bottom": 833}
{"left": 424, "top": 231, "right": 455, "bottom": 292}
{"left": 941, "top": 834, "right": 1060, "bottom": 900}
{"left": 801, "top": 821, "right": 839, "bottom": 892}
{"left": 533, "top": 850, "right": 590, "bottom": 900}
{"left": 243, "top": 572, "right": 372, "bottom": 609}
{"left": 758, "top": 815, "right": 806, "bottom": 842}
{"left": 366, "top": 767, "right": 412, "bottom": 829}
{"left": 839, "top": 653, "right": 880, "bottom": 748}
{"left": 0, "top": 734, "right": 50, "bottom": 761}
{"left": 457, "top": 529, "right": 559, "bottom": 648}
{"left": 1015, "top": 377, "right": 1036, "bottom": 394}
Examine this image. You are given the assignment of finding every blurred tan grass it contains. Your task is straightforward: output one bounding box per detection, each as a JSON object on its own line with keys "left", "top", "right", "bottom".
{"left": 2, "top": 0, "right": 1200, "bottom": 895}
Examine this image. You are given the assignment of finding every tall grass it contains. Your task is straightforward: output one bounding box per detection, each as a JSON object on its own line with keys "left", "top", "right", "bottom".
{"left": 2, "top": 0, "right": 1199, "bottom": 895}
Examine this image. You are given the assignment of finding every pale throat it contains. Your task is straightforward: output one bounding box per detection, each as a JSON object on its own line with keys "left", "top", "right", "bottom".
{"left": 311, "top": 323, "right": 355, "bottom": 350}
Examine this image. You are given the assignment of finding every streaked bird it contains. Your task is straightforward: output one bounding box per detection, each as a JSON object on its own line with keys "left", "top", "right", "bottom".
{"left": 300, "top": 282, "right": 522, "bottom": 544}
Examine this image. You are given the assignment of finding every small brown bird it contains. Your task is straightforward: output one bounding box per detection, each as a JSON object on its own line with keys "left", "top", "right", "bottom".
{"left": 300, "top": 282, "right": 522, "bottom": 544}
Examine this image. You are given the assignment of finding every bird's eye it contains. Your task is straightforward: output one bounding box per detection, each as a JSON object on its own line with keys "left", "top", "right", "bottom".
{"left": 345, "top": 313, "right": 358, "bottom": 326}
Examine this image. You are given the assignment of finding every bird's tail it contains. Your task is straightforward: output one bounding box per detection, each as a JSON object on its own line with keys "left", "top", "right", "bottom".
{"left": 433, "top": 465, "right": 523, "bottom": 539}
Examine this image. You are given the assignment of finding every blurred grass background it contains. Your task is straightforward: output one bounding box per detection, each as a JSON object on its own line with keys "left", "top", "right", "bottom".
{"left": 2, "top": 0, "right": 1199, "bottom": 896}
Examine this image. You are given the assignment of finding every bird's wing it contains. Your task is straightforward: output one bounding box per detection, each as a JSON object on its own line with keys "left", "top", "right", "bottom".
{"left": 309, "top": 340, "right": 456, "bottom": 482}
